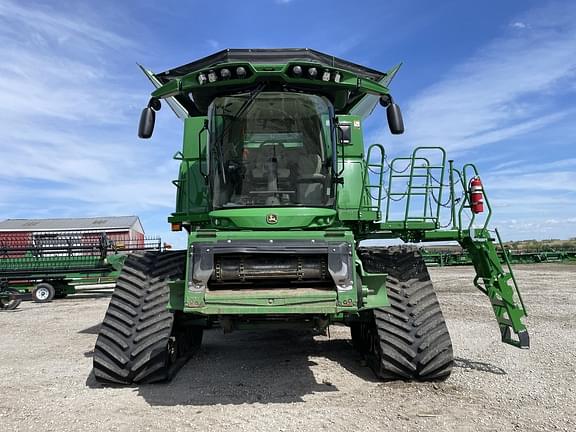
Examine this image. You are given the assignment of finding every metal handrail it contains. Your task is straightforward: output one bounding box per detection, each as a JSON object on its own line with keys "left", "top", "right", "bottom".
{"left": 360, "top": 144, "right": 386, "bottom": 214}
{"left": 385, "top": 147, "right": 446, "bottom": 225}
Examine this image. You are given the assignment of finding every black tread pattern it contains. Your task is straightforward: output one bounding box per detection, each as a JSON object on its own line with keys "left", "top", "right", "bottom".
{"left": 357, "top": 245, "right": 454, "bottom": 381}
{"left": 93, "top": 250, "right": 186, "bottom": 384}
{"left": 0, "top": 288, "right": 22, "bottom": 310}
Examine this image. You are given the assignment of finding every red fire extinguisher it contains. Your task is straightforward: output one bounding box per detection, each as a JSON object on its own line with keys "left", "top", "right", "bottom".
{"left": 469, "top": 176, "right": 484, "bottom": 214}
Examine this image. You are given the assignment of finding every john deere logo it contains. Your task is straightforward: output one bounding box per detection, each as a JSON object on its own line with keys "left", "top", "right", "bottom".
{"left": 266, "top": 214, "right": 278, "bottom": 224}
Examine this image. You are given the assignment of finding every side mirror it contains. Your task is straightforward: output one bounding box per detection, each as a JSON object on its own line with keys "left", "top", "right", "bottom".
{"left": 138, "top": 98, "right": 161, "bottom": 139}
{"left": 387, "top": 103, "right": 404, "bottom": 135}
{"left": 138, "top": 107, "right": 155, "bottom": 139}
{"left": 380, "top": 95, "right": 405, "bottom": 135}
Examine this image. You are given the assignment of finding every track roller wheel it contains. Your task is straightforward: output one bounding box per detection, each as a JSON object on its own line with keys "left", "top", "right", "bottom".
{"left": 93, "top": 250, "right": 201, "bottom": 385}
{"left": 0, "top": 288, "right": 22, "bottom": 310}
{"left": 355, "top": 246, "right": 454, "bottom": 381}
{"left": 32, "top": 283, "right": 55, "bottom": 303}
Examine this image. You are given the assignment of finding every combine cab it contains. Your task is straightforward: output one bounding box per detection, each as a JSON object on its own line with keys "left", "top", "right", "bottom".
{"left": 93, "top": 49, "right": 528, "bottom": 384}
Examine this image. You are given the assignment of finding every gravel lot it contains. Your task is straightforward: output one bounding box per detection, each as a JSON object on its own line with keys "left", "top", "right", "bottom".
{"left": 1, "top": 264, "right": 574, "bottom": 431}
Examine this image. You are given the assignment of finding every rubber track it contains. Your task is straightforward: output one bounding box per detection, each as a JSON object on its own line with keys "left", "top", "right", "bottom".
{"left": 93, "top": 250, "right": 186, "bottom": 384}
{"left": 0, "top": 288, "right": 22, "bottom": 310}
{"left": 357, "top": 245, "right": 454, "bottom": 381}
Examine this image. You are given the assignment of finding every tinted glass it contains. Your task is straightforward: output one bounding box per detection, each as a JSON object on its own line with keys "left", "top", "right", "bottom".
{"left": 209, "top": 92, "right": 334, "bottom": 209}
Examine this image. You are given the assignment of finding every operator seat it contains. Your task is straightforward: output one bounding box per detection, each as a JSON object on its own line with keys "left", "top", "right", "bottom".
{"left": 296, "top": 153, "right": 324, "bottom": 204}
{"left": 250, "top": 146, "right": 291, "bottom": 182}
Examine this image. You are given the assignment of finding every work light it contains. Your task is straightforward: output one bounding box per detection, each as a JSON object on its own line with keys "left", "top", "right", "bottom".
{"left": 220, "top": 68, "right": 231, "bottom": 79}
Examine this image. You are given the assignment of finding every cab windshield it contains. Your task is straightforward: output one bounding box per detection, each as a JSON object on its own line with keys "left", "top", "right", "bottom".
{"left": 208, "top": 92, "right": 335, "bottom": 209}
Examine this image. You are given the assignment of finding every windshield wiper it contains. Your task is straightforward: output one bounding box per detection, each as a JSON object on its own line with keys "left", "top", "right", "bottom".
{"left": 232, "top": 82, "right": 267, "bottom": 123}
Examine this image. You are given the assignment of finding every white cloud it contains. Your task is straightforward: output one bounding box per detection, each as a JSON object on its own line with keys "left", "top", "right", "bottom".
{"left": 482, "top": 157, "right": 576, "bottom": 240}
{"left": 487, "top": 171, "right": 576, "bottom": 193}
{"left": 497, "top": 217, "right": 576, "bottom": 240}
{"left": 371, "top": 2, "right": 576, "bottom": 154}
{"left": 510, "top": 21, "right": 527, "bottom": 29}
{"left": 489, "top": 158, "right": 576, "bottom": 176}
{"left": 491, "top": 159, "right": 526, "bottom": 171}
{"left": 0, "top": 0, "right": 133, "bottom": 52}
{"left": 0, "top": 0, "right": 178, "bottom": 225}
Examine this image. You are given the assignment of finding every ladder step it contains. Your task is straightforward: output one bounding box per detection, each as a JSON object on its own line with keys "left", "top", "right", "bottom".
{"left": 465, "top": 236, "right": 529, "bottom": 350}
{"left": 490, "top": 298, "right": 506, "bottom": 307}
{"left": 497, "top": 317, "right": 513, "bottom": 326}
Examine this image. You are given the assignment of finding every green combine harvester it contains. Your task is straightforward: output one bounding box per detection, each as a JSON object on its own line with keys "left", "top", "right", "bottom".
{"left": 93, "top": 49, "right": 529, "bottom": 384}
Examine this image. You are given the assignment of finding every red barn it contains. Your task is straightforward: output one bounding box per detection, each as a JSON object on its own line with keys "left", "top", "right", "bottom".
{"left": 0, "top": 216, "right": 145, "bottom": 256}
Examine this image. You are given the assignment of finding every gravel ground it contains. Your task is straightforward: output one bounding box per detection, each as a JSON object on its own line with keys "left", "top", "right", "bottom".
{"left": 1, "top": 264, "right": 574, "bottom": 431}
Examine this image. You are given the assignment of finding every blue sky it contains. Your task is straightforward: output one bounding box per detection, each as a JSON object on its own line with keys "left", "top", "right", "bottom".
{"left": 0, "top": 0, "right": 574, "bottom": 246}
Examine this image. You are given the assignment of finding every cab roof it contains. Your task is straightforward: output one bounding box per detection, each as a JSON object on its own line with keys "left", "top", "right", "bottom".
{"left": 145, "top": 48, "right": 399, "bottom": 118}
{"left": 154, "top": 48, "right": 387, "bottom": 83}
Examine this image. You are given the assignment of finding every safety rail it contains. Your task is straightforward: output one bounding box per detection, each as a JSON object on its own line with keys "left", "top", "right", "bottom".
{"left": 359, "top": 144, "right": 386, "bottom": 216}
{"left": 361, "top": 146, "right": 495, "bottom": 233}
{"left": 361, "top": 146, "right": 447, "bottom": 229}
{"left": 385, "top": 148, "right": 446, "bottom": 224}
